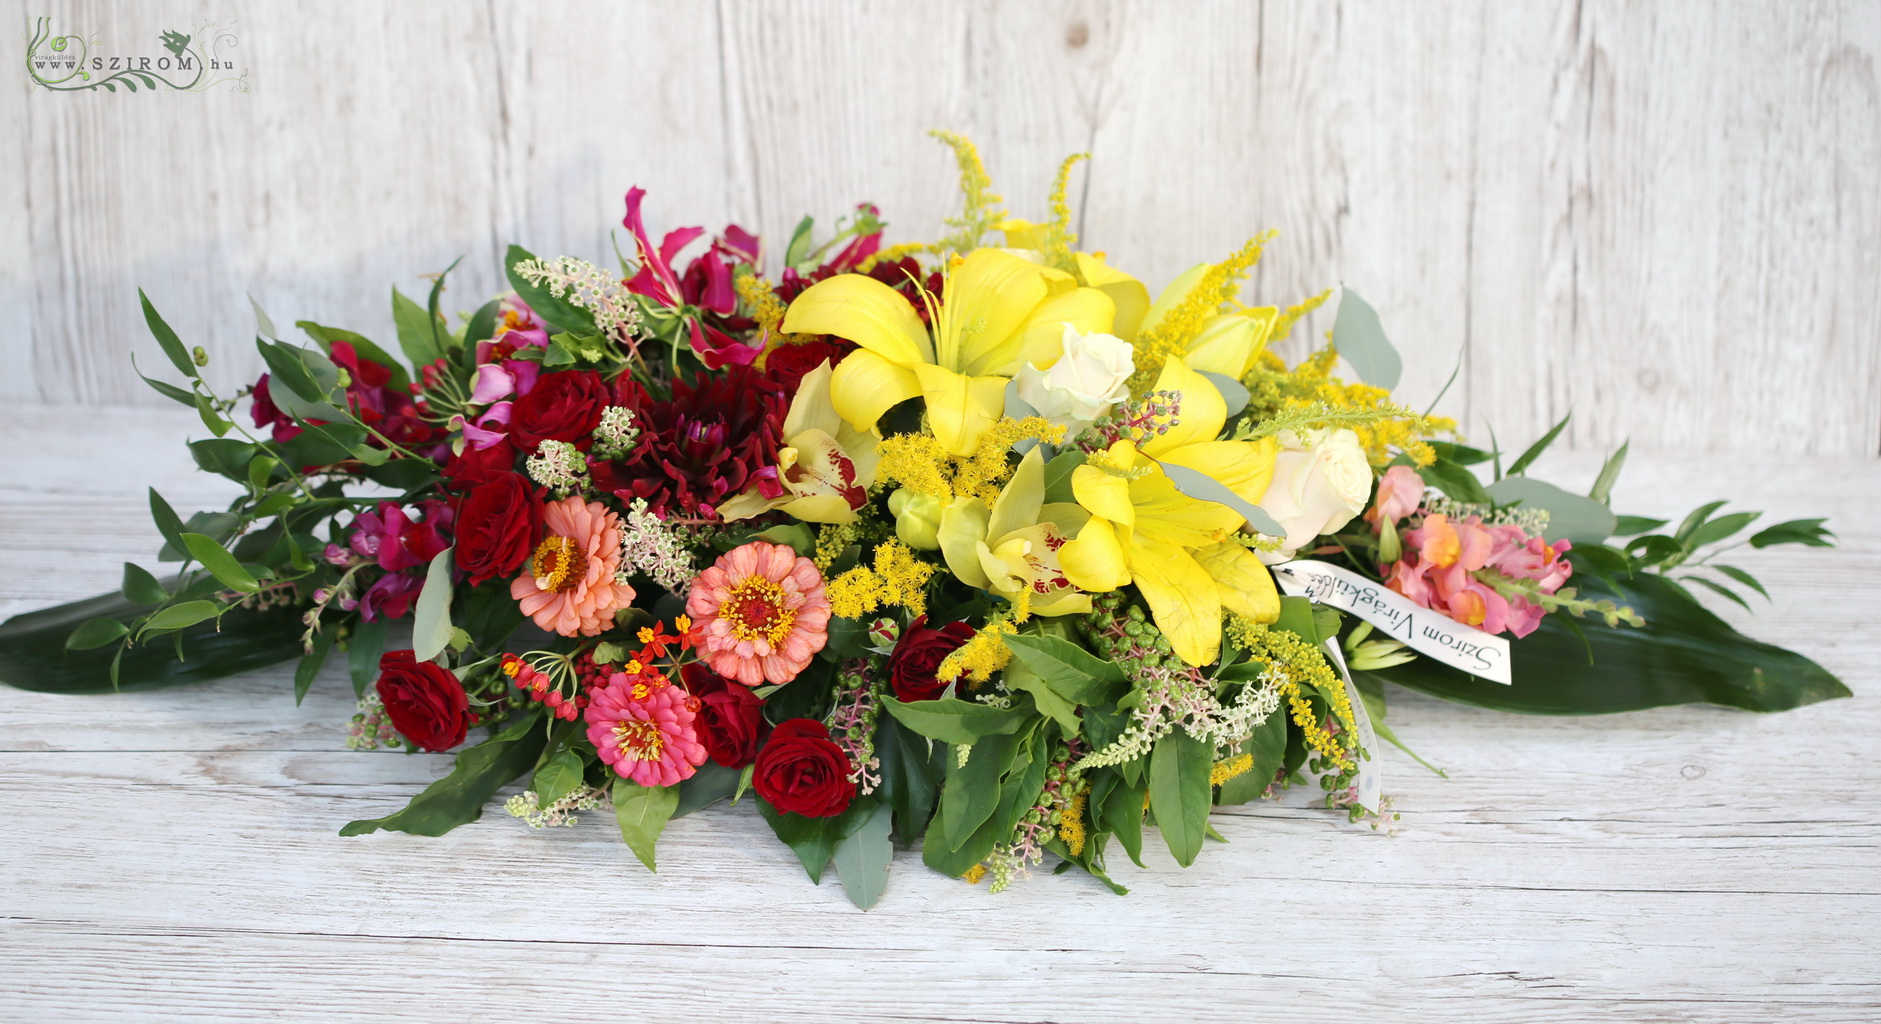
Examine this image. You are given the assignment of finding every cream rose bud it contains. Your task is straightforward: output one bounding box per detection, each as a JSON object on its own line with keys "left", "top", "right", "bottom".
{"left": 1257, "top": 428, "right": 1375, "bottom": 563}
{"left": 1012, "top": 324, "right": 1135, "bottom": 432}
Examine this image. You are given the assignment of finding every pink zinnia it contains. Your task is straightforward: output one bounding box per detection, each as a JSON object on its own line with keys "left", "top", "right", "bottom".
{"left": 686, "top": 540, "right": 830, "bottom": 686}
{"left": 585, "top": 675, "right": 707, "bottom": 787}
{"left": 510, "top": 496, "right": 632, "bottom": 637}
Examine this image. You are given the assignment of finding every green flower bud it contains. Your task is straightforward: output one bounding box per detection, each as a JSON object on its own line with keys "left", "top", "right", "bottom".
{"left": 887, "top": 488, "right": 944, "bottom": 550}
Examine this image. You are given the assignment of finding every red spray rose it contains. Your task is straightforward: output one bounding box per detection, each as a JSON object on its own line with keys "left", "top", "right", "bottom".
{"left": 752, "top": 718, "right": 856, "bottom": 818}
{"left": 682, "top": 663, "right": 770, "bottom": 768}
{"left": 375, "top": 650, "right": 475, "bottom": 752}
{"left": 453, "top": 472, "right": 544, "bottom": 585}
{"left": 508, "top": 369, "right": 609, "bottom": 451}
{"left": 888, "top": 615, "right": 977, "bottom": 702}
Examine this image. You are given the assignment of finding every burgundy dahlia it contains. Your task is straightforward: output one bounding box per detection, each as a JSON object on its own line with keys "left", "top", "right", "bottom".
{"left": 597, "top": 364, "right": 788, "bottom": 518}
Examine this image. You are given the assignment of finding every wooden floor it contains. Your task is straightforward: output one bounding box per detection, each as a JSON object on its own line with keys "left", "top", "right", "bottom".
{"left": 2, "top": 406, "right": 1876, "bottom": 1023}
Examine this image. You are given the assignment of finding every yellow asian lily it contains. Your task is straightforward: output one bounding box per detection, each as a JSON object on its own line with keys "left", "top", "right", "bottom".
{"left": 778, "top": 249, "right": 1115, "bottom": 455}
{"left": 936, "top": 446, "right": 1092, "bottom": 617}
{"left": 716, "top": 360, "right": 880, "bottom": 524}
{"left": 1056, "top": 357, "right": 1283, "bottom": 665}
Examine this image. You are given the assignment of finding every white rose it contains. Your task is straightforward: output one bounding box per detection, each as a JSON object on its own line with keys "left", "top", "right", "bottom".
{"left": 1013, "top": 324, "right": 1135, "bottom": 433}
{"left": 1257, "top": 428, "right": 1374, "bottom": 563}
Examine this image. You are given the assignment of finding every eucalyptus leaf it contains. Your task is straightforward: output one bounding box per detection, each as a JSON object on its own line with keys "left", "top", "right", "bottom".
{"left": 1484, "top": 476, "right": 1617, "bottom": 545}
{"left": 411, "top": 549, "right": 456, "bottom": 662}
{"left": 1196, "top": 371, "right": 1250, "bottom": 417}
{"left": 1157, "top": 461, "right": 1287, "bottom": 536}
{"left": 831, "top": 802, "right": 895, "bottom": 910}
{"left": 1330, "top": 288, "right": 1401, "bottom": 389}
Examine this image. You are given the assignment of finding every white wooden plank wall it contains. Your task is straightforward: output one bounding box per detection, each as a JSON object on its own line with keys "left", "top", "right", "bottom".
{"left": 5, "top": 0, "right": 1878, "bottom": 456}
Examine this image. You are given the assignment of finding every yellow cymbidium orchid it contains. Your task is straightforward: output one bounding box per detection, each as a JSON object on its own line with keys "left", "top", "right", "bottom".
{"left": 936, "top": 446, "right": 1092, "bottom": 617}
{"left": 716, "top": 360, "right": 880, "bottom": 524}
{"left": 1056, "top": 357, "right": 1283, "bottom": 665}
{"left": 778, "top": 249, "right": 1115, "bottom": 456}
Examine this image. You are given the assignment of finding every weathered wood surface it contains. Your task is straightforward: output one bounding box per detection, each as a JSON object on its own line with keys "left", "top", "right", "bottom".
{"left": 0, "top": 405, "right": 1876, "bottom": 1023}
{"left": 6, "top": 0, "right": 1879, "bottom": 456}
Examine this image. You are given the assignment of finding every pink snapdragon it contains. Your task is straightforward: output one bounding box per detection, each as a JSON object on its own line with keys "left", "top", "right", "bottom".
{"left": 1387, "top": 512, "right": 1573, "bottom": 638}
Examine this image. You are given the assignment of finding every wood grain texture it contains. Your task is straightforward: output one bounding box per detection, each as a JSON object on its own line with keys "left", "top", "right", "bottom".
{"left": 0, "top": 404, "right": 1877, "bottom": 1022}
{"left": 5, "top": 0, "right": 1878, "bottom": 455}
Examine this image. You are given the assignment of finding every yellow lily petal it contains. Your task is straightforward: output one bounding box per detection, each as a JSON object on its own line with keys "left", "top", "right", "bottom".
{"left": 1058, "top": 516, "right": 1131, "bottom": 592}
{"left": 1183, "top": 311, "right": 1267, "bottom": 380}
{"left": 1137, "top": 263, "right": 1209, "bottom": 338}
{"left": 987, "top": 446, "right": 1046, "bottom": 541}
{"left": 1127, "top": 469, "right": 1243, "bottom": 548}
{"left": 829, "top": 349, "right": 923, "bottom": 434}
{"left": 998, "top": 218, "right": 1048, "bottom": 251}
{"left": 1127, "top": 534, "right": 1222, "bottom": 666}
{"left": 994, "top": 286, "right": 1117, "bottom": 375}
{"left": 937, "top": 497, "right": 993, "bottom": 589}
{"left": 1075, "top": 252, "right": 1151, "bottom": 342}
{"left": 1155, "top": 437, "right": 1280, "bottom": 508}
{"left": 911, "top": 362, "right": 1007, "bottom": 456}
{"left": 1193, "top": 542, "right": 1281, "bottom": 623}
{"left": 780, "top": 272, "right": 934, "bottom": 367}
{"left": 935, "top": 249, "right": 1051, "bottom": 374}
{"left": 1071, "top": 461, "right": 1135, "bottom": 533}
{"left": 1139, "top": 357, "right": 1226, "bottom": 458}
{"left": 1030, "top": 589, "right": 1093, "bottom": 617}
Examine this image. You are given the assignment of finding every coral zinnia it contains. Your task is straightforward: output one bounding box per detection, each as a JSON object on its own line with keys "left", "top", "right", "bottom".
{"left": 585, "top": 674, "right": 708, "bottom": 787}
{"left": 597, "top": 364, "right": 788, "bottom": 519}
{"left": 686, "top": 540, "right": 830, "bottom": 686}
{"left": 509, "top": 496, "right": 632, "bottom": 637}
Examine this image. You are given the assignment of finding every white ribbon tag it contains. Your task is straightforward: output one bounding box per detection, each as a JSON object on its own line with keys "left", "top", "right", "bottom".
{"left": 1321, "top": 639, "right": 1381, "bottom": 813}
{"left": 1270, "top": 560, "right": 1512, "bottom": 685}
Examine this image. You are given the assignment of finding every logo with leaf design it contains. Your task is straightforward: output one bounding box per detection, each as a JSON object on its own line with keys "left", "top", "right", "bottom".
{"left": 25, "top": 17, "right": 249, "bottom": 93}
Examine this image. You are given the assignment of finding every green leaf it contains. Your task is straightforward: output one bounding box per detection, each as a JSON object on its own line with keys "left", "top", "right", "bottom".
{"left": 1681, "top": 575, "right": 1751, "bottom": 611}
{"left": 65, "top": 617, "right": 129, "bottom": 651}
{"left": 425, "top": 258, "right": 462, "bottom": 362}
{"left": 348, "top": 617, "right": 389, "bottom": 698}
{"left": 3, "top": 590, "right": 302, "bottom": 694}
{"left": 193, "top": 394, "right": 231, "bottom": 438}
{"left": 255, "top": 338, "right": 329, "bottom": 404}
{"left": 411, "top": 549, "right": 455, "bottom": 662}
{"left": 1484, "top": 477, "right": 1617, "bottom": 545}
{"left": 180, "top": 533, "right": 260, "bottom": 593}
{"left": 1352, "top": 675, "right": 1447, "bottom": 776}
{"left": 1673, "top": 500, "right": 1730, "bottom": 545}
{"left": 1042, "top": 451, "right": 1087, "bottom": 504}
{"left": 297, "top": 321, "right": 411, "bottom": 391}
{"left": 120, "top": 563, "right": 167, "bottom": 606}
{"left": 140, "top": 600, "right": 223, "bottom": 634}
{"left": 532, "top": 747, "right": 585, "bottom": 809}
{"left": 341, "top": 713, "right": 548, "bottom": 837}
{"left": 758, "top": 797, "right": 874, "bottom": 883}
{"left": 294, "top": 629, "right": 334, "bottom": 705}
{"left": 673, "top": 761, "right": 741, "bottom": 817}
{"left": 1157, "top": 461, "right": 1287, "bottom": 536}
{"left": 248, "top": 293, "right": 280, "bottom": 340}
{"left": 1713, "top": 565, "right": 1770, "bottom": 600}
{"left": 831, "top": 802, "right": 895, "bottom": 910}
{"left": 1003, "top": 659, "right": 1080, "bottom": 734}
{"left": 148, "top": 488, "right": 188, "bottom": 557}
{"left": 1688, "top": 511, "right": 1761, "bottom": 549}
{"left": 1330, "top": 288, "right": 1401, "bottom": 389}
{"left": 753, "top": 523, "right": 816, "bottom": 557}
{"left": 874, "top": 716, "right": 942, "bottom": 845}
{"left": 505, "top": 245, "right": 598, "bottom": 335}
{"left": 1001, "top": 633, "right": 1128, "bottom": 705}
{"left": 940, "top": 732, "right": 1021, "bottom": 850}
{"left": 1589, "top": 440, "right": 1629, "bottom": 505}
{"left": 783, "top": 214, "right": 817, "bottom": 268}
{"left": 1506, "top": 414, "right": 1570, "bottom": 477}
{"left": 880, "top": 695, "right": 1034, "bottom": 745}
{"left": 1417, "top": 457, "right": 1491, "bottom": 505}
{"left": 1099, "top": 776, "right": 1146, "bottom": 868}
{"left": 1148, "top": 729, "right": 1212, "bottom": 867}
{"left": 463, "top": 298, "right": 502, "bottom": 349}
{"left": 139, "top": 288, "right": 198, "bottom": 380}
{"left": 1612, "top": 515, "right": 1669, "bottom": 536}
{"left": 1425, "top": 441, "right": 1495, "bottom": 466}
{"left": 1369, "top": 563, "right": 1849, "bottom": 714}
{"left": 189, "top": 439, "right": 257, "bottom": 481}
{"left": 391, "top": 287, "right": 445, "bottom": 368}
{"left": 135, "top": 362, "right": 198, "bottom": 406}
{"left": 1749, "top": 518, "right": 1835, "bottom": 549}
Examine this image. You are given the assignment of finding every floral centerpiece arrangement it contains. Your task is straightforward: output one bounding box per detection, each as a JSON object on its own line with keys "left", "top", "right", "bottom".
{"left": 0, "top": 136, "right": 1845, "bottom": 907}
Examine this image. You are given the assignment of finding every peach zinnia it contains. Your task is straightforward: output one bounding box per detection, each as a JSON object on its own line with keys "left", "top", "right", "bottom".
{"left": 509, "top": 496, "right": 632, "bottom": 637}
{"left": 686, "top": 540, "right": 829, "bottom": 686}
